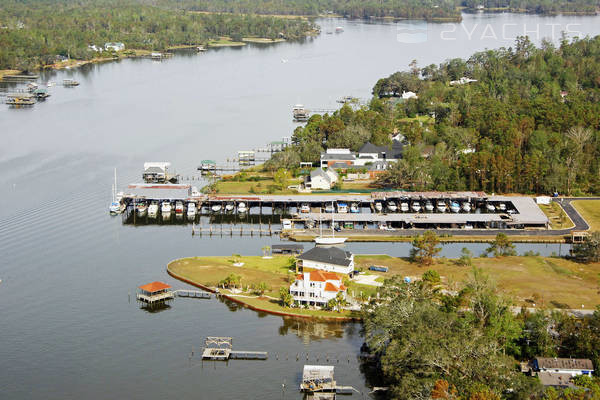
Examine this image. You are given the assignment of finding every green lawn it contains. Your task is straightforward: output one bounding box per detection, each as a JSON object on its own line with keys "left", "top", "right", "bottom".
{"left": 539, "top": 202, "right": 574, "bottom": 229}
{"left": 572, "top": 200, "right": 600, "bottom": 231}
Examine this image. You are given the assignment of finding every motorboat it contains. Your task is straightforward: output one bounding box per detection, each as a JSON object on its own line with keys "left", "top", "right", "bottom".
{"left": 498, "top": 203, "right": 506, "bottom": 212}
{"left": 461, "top": 202, "right": 471, "bottom": 212}
{"left": 292, "top": 104, "right": 309, "bottom": 121}
{"left": 211, "top": 204, "right": 222, "bottom": 213}
{"left": 424, "top": 201, "right": 434, "bottom": 212}
{"left": 337, "top": 202, "right": 348, "bottom": 213}
{"left": 63, "top": 79, "right": 80, "bottom": 87}
{"left": 175, "top": 201, "right": 184, "bottom": 215}
{"left": 436, "top": 200, "right": 447, "bottom": 213}
{"left": 410, "top": 201, "right": 421, "bottom": 212}
{"left": 161, "top": 201, "right": 172, "bottom": 216}
{"left": 449, "top": 201, "right": 461, "bottom": 213}
{"left": 187, "top": 202, "right": 197, "bottom": 219}
{"left": 486, "top": 203, "right": 496, "bottom": 212}
{"left": 400, "top": 202, "right": 409, "bottom": 213}
{"left": 109, "top": 201, "right": 120, "bottom": 214}
{"left": 335, "top": 26, "right": 344, "bottom": 33}
{"left": 374, "top": 202, "right": 383, "bottom": 212}
{"left": 387, "top": 201, "right": 397, "bottom": 212}
{"left": 136, "top": 202, "right": 148, "bottom": 217}
{"left": 26, "top": 82, "right": 38, "bottom": 92}
{"left": 225, "top": 203, "right": 235, "bottom": 212}
{"left": 300, "top": 203, "right": 310, "bottom": 213}
{"left": 350, "top": 203, "right": 360, "bottom": 213}
{"left": 324, "top": 203, "right": 335, "bottom": 213}
{"left": 237, "top": 202, "right": 247, "bottom": 213}
{"left": 148, "top": 202, "right": 159, "bottom": 218}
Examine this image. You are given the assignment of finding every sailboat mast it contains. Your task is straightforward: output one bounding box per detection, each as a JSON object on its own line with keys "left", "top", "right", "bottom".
{"left": 331, "top": 201, "right": 335, "bottom": 238}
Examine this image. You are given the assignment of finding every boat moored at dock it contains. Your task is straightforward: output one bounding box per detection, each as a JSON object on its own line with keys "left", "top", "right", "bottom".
{"left": 436, "top": 200, "right": 447, "bottom": 213}
{"left": 161, "top": 201, "right": 172, "bottom": 217}
{"left": 450, "top": 201, "right": 461, "bottom": 213}
{"left": 63, "top": 79, "right": 80, "bottom": 87}
{"left": 148, "top": 201, "right": 159, "bottom": 218}
{"left": 186, "top": 202, "right": 197, "bottom": 219}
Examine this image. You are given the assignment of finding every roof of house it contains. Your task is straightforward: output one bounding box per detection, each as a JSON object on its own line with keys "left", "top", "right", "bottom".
{"left": 143, "top": 166, "right": 166, "bottom": 174}
{"left": 139, "top": 281, "right": 171, "bottom": 293}
{"left": 324, "top": 282, "right": 341, "bottom": 292}
{"left": 329, "top": 162, "right": 352, "bottom": 169}
{"left": 537, "top": 372, "right": 575, "bottom": 388}
{"left": 358, "top": 142, "right": 389, "bottom": 155}
{"left": 311, "top": 168, "right": 330, "bottom": 180}
{"left": 535, "top": 358, "right": 594, "bottom": 371}
{"left": 358, "top": 141, "right": 404, "bottom": 159}
{"left": 321, "top": 153, "right": 356, "bottom": 161}
{"left": 297, "top": 247, "right": 353, "bottom": 267}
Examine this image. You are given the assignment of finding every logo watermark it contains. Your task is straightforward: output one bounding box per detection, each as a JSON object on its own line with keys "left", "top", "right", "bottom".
{"left": 397, "top": 21, "right": 428, "bottom": 43}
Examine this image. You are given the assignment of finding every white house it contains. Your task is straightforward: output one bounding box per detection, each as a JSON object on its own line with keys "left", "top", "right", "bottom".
{"left": 320, "top": 148, "right": 356, "bottom": 168}
{"left": 305, "top": 168, "right": 338, "bottom": 190}
{"left": 533, "top": 358, "right": 594, "bottom": 377}
{"left": 88, "top": 45, "right": 101, "bottom": 52}
{"left": 296, "top": 246, "right": 354, "bottom": 275}
{"left": 401, "top": 91, "right": 418, "bottom": 100}
{"left": 105, "top": 42, "right": 125, "bottom": 52}
{"left": 450, "top": 77, "right": 478, "bottom": 86}
{"left": 289, "top": 270, "right": 346, "bottom": 307}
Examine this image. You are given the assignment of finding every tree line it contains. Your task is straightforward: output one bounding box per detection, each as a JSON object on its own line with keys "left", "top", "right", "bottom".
{"left": 0, "top": 0, "right": 316, "bottom": 71}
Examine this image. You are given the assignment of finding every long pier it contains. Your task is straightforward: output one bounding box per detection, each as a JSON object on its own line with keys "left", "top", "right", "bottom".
{"left": 174, "top": 289, "right": 211, "bottom": 299}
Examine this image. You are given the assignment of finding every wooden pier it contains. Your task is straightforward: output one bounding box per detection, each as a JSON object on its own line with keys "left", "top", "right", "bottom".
{"left": 191, "top": 222, "right": 279, "bottom": 237}
{"left": 174, "top": 289, "right": 211, "bottom": 299}
{"left": 201, "top": 337, "right": 268, "bottom": 361}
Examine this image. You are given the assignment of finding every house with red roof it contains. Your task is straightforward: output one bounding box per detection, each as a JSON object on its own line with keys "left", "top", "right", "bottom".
{"left": 289, "top": 270, "right": 347, "bottom": 307}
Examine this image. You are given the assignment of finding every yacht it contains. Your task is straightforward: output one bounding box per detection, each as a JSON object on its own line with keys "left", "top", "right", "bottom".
{"left": 148, "top": 202, "right": 159, "bottom": 218}
{"left": 324, "top": 203, "right": 335, "bottom": 213}
{"left": 136, "top": 202, "right": 148, "bottom": 217}
{"left": 461, "top": 202, "right": 472, "bottom": 213}
{"left": 187, "top": 202, "right": 197, "bottom": 219}
{"left": 486, "top": 203, "right": 496, "bottom": 212}
{"left": 374, "top": 202, "right": 383, "bottom": 212}
{"left": 387, "top": 201, "right": 397, "bottom": 212}
{"left": 211, "top": 204, "right": 222, "bottom": 213}
{"left": 237, "top": 202, "right": 247, "bottom": 213}
{"left": 400, "top": 202, "right": 409, "bottom": 213}
{"left": 175, "top": 201, "right": 184, "bottom": 215}
{"left": 411, "top": 201, "right": 421, "bottom": 213}
{"left": 350, "top": 203, "right": 360, "bottom": 213}
{"left": 300, "top": 203, "right": 310, "bottom": 213}
{"left": 292, "top": 104, "right": 309, "bottom": 121}
{"left": 337, "top": 202, "right": 348, "bottom": 213}
{"left": 161, "top": 201, "right": 172, "bottom": 216}
{"left": 449, "top": 201, "right": 461, "bottom": 213}
{"left": 424, "top": 201, "right": 434, "bottom": 212}
{"left": 436, "top": 200, "right": 447, "bottom": 213}
{"left": 225, "top": 203, "right": 235, "bottom": 212}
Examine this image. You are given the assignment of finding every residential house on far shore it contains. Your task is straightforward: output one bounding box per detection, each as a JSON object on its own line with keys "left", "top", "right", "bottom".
{"left": 320, "top": 148, "right": 356, "bottom": 168}
{"left": 401, "top": 90, "right": 418, "bottom": 100}
{"left": 289, "top": 270, "right": 347, "bottom": 307}
{"left": 304, "top": 168, "right": 338, "bottom": 190}
{"left": 105, "top": 42, "right": 125, "bottom": 52}
{"left": 524, "top": 357, "right": 594, "bottom": 388}
{"left": 296, "top": 246, "right": 355, "bottom": 275}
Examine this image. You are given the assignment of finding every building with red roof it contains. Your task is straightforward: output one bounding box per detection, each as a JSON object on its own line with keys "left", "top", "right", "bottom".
{"left": 137, "top": 281, "right": 174, "bottom": 304}
{"left": 289, "top": 271, "right": 347, "bottom": 307}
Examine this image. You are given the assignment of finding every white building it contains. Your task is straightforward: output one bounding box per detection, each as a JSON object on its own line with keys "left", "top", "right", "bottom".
{"left": 305, "top": 168, "right": 339, "bottom": 190}
{"left": 450, "top": 77, "right": 478, "bottom": 86}
{"left": 105, "top": 42, "right": 125, "bottom": 52}
{"left": 533, "top": 358, "right": 594, "bottom": 377}
{"left": 290, "top": 270, "right": 346, "bottom": 306}
{"left": 142, "top": 162, "right": 171, "bottom": 183}
{"left": 320, "top": 148, "right": 356, "bottom": 168}
{"left": 401, "top": 91, "right": 418, "bottom": 100}
{"left": 296, "top": 246, "right": 354, "bottom": 275}
{"left": 88, "top": 45, "right": 101, "bottom": 52}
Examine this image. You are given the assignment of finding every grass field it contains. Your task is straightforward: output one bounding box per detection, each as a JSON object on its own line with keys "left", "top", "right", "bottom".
{"left": 354, "top": 255, "right": 600, "bottom": 309}
{"left": 539, "top": 202, "right": 574, "bottom": 229}
{"left": 208, "top": 37, "right": 246, "bottom": 47}
{"left": 572, "top": 200, "right": 600, "bottom": 231}
{"left": 0, "top": 69, "right": 20, "bottom": 79}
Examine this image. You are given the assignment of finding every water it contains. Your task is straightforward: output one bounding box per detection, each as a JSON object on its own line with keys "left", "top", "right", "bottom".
{"left": 1, "top": 13, "right": 597, "bottom": 399}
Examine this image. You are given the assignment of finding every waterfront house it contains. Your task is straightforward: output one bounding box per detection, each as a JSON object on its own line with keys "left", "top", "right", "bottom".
{"left": 296, "top": 246, "right": 354, "bottom": 275}
{"left": 105, "top": 42, "right": 125, "bottom": 52}
{"left": 289, "top": 270, "right": 346, "bottom": 307}
{"left": 142, "top": 162, "right": 171, "bottom": 183}
{"left": 305, "top": 168, "right": 339, "bottom": 190}
{"left": 320, "top": 148, "right": 356, "bottom": 168}
{"left": 532, "top": 357, "right": 594, "bottom": 377}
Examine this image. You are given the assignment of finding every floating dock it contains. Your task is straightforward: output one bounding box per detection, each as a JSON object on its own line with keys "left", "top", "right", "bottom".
{"left": 174, "top": 289, "right": 211, "bottom": 299}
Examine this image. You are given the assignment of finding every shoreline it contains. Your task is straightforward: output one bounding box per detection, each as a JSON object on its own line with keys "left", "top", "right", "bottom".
{"left": 285, "top": 233, "right": 569, "bottom": 243}
{"left": 167, "top": 259, "right": 360, "bottom": 321}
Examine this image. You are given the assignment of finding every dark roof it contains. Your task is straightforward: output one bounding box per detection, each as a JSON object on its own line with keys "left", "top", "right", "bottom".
{"left": 297, "top": 247, "right": 353, "bottom": 266}
{"left": 391, "top": 140, "right": 404, "bottom": 158}
{"left": 358, "top": 141, "right": 404, "bottom": 159}
{"left": 534, "top": 358, "right": 594, "bottom": 371}
{"left": 537, "top": 372, "right": 575, "bottom": 388}
{"left": 330, "top": 162, "right": 352, "bottom": 169}
{"left": 144, "top": 166, "right": 166, "bottom": 174}
{"left": 358, "top": 142, "right": 389, "bottom": 155}
{"left": 321, "top": 153, "right": 356, "bottom": 161}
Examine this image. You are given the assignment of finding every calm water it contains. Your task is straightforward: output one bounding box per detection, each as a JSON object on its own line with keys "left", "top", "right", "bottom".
{"left": 1, "top": 13, "right": 598, "bottom": 399}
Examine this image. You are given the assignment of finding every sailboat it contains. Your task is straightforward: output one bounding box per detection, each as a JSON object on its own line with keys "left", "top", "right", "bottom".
{"left": 109, "top": 169, "right": 121, "bottom": 214}
{"left": 315, "top": 202, "right": 347, "bottom": 245}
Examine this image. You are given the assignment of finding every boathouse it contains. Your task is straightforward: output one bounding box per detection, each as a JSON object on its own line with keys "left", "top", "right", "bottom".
{"left": 297, "top": 247, "right": 354, "bottom": 275}
{"left": 137, "top": 281, "right": 174, "bottom": 304}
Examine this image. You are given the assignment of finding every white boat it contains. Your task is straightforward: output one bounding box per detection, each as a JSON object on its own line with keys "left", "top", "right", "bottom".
{"left": 335, "top": 26, "right": 344, "bottom": 33}
{"left": 324, "top": 204, "right": 334, "bottom": 213}
{"left": 461, "top": 202, "right": 471, "bottom": 213}
{"left": 315, "top": 202, "right": 347, "bottom": 245}
{"left": 109, "top": 201, "right": 120, "bottom": 214}
{"left": 410, "top": 202, "right": 420, "bottom": 212}
{"left": 46, "top": 81, "right": 55, "bottom": 87}
{"left": 108, "top": 169, "right": 122, "bottom": 214}
{"left": 400, "top": 202, "right": 409, "bottom": 212}
{"left": 374, "top": 202, "right": 383, "bottom": 212}
{"left": 449, "top": 201, "right": 461, "bottom": 213}
{"left": 136, "top": 202, "right": 148, "bottom": 217}
{"left": 161, "top": 201, "right": 172, "bottom": 215}
{"left": 148, "top": 202, "right": 159, "bottom": 218}
{"left": 337, "top": 202, "right": 348, "bottom": 213}
{"left": 175, "top": 201, "right": 184, "bottom": 215}
{"left": 486, "top": 203, "right": 496, "bottom": 212}
{"left": 387, "top": 201, "right": 397, "bottom": 212}
{"left": 300, "top": 203, "right": 310, "bottom": 213}
{"left": 425, "top": 201, "right": 434, "bottom": 212}
{"left": 211, "top": 204, "right": 222, "bottom": 212}
{"left": 350, "top": 203, "right": 360, "bottom": 213}
{"left": 498, "top": 203, "right": 506, "bottom": 212}
{"left": 237, "top": 202, "right": 247, "bottom": 213}
{"left": 187, "top": 202, "right": 197, "bottom": 219}
{"left": 436, "top": 200, "right": 447, "bottom": 213}
{"left": 225, "top": 203, "right": 235, "bottom": 212}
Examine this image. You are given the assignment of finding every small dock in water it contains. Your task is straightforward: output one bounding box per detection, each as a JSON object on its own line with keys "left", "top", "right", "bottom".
{"left": 201, "top": 337, "right": 268, "bottom": 361}
{"left": 174, "top": 289, "right": 211, "bottom": 299}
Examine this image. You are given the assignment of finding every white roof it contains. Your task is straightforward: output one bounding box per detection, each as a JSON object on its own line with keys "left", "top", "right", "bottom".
{"left": 143, "top": 162, "right": 171, "bottom": 171}
{"left": 303, "top": 365, "right": 334, "bottom": 380}
{"left": 326, "top": 148, "right": 352, "bottom": 154}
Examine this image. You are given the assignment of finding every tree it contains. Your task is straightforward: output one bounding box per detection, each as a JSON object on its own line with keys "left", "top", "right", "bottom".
{"left": 220, "top": 273, "right": 241, "bottom": 289}
{"left": 457, "top": 247, "right": 473, "bottom": 266}
{"left": 410, "top": 231, "right": 442, "bottom": 266}
{"left": 486, "top": 233, "right": 516, "bottom": 257}
{"left": 254, "top": 281, "right": 269, "bottom": 296}
{"left": 422, "top": 269, "right": 441, "bottom": 285}
{"left": 279, "top": 287, "right": 293, "bottom": 307}
{"left": 571, "top": 232, "right": 600, "bottom": 264}
{"left": 273, "top": 168, "right": 291, "bottom": 190}
{"left": 261, "top": 245, "right": 271, "bottom": 257}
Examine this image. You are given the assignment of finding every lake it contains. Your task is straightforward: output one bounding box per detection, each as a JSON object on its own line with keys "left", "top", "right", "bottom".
{"left": 1, "top": 12, "right": 599, "bottom": 399}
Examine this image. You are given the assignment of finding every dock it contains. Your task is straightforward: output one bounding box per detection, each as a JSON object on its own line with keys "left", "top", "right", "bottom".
{"left": 174, "top": 289, "right": 211, "bottom": 299}
{"left": 201, "top": 337, "right": 268, "bottom": 361}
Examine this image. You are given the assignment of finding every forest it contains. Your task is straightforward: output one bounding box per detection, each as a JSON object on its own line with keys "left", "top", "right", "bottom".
{"left": 0, "top": 0, "right": 315, "bottom": 71}
{"left": 275, "top": 36, "right": 600, "bottom": 195}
